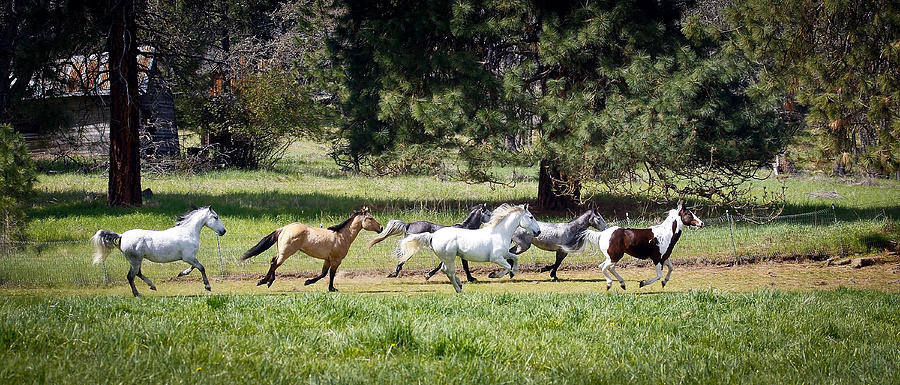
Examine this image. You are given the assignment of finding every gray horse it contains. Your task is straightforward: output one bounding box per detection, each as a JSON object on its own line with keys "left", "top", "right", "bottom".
{"left": 509, "top": 208, "right": 608, "bottom": 280}
{"left": 369, "top": 203, "right": 492, "bottom": 281}
{"left": 425, "top": 208, "right": 607, "bottom": 281}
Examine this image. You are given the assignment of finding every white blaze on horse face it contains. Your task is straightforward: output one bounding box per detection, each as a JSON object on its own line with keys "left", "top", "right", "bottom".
{"left": 691, "top": 211, "right": 704, "bottom": 228}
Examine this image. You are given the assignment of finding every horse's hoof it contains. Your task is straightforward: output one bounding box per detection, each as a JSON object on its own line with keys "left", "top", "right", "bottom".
{"left": 329, "top": 288, "right": 339, "bottom": 292}
{"left": 304, "top": 279, "right": 314, "bottom": 286}
{"left": 386, "top": 273, "right": 397, "bottom": 278}
{"left": 509, "top": 272, "right": 515, "bottom": 279}
{"left": 606, "top": 284, "right": 611, "bottom": 291}
{"left": 267, "top": 281, "right": 273, "bottom": 288}
{"left": 540, "top": 265, "right": 553, "bottom": 273}
{"left": 205, "top": 286, "right": 211, "bottom": 292}
{"left": 488, "top": 272, "right": 498, "bottom": 279}
{"left": 661, "top": 281, "right": 667, "bottom": 288}
{"left": 620, "top": 283, "right": 626, "bottom": 290}
{"left": 467, "top": 277, "right": 478, "bottom": 283}
{"left": 133, "top": 293, "right": 142, "bottom": 297}
{"left": 150, "top": 286, "right": 157, "bottom": 291}
{"left": 256, "top": 280, "right": 266, "bottom": 286}
{"left": 424, "top": 275, "right": 432, "bottom": 281}
{"left": 639, "top": 280, "right": 646, "bottom": 288}
{"left": 551, "top": 276, "right": 559, "bottom": 282}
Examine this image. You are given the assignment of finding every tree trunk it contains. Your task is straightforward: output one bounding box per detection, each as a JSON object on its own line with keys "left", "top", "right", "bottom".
{"left": 537, "top": 159, "right": 580, "bottom": 211}
{"left": 0, "top": 2, "right": 18, "bottom": 123}
{"left": 107, "top": 0, "right": 142, "bottom": 206}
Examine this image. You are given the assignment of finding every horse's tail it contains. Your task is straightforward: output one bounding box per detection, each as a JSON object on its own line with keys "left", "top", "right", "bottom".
{"left": 241, "top": 229, "right": 281, "bottom": 261}
{"left": 396, "top": 233, "right": 433, "bottom": 265}
{"left": 571, "top": 228, "right": 611, "bottom": 255}
{"left": 367, "top": 219, "right": 409, "bottom": 247}
{"left": 90, "top": 230, "right": 121, "bottom": 265}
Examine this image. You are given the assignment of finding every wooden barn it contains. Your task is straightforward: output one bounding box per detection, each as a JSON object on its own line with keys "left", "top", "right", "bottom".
{"left": 20, "top": 49, "right": 179, "bottom": 159}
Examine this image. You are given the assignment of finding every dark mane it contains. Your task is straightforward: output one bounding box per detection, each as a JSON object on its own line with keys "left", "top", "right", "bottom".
{"left": 328, "top": 211, "right": 360, "bottom": 232}
{"left": 175, "top": 206, "right": 209, "bottom": 226}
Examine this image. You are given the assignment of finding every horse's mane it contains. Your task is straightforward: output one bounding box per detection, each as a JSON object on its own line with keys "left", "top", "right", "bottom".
{"left": 328, "top": 211, "right": 361, "bottom": 232}
{"left": 484, "top": 204, "right": 524, "bottom": 228}
{"left": 175, "top": 206, "right": 209, "bottom": 226}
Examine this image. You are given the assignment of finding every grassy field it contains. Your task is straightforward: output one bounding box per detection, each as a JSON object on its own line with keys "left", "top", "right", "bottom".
{"left": 2, "top": 289, "right": 899, "bottom": 384}
{"left": 2, "top": 140, "right": 898, "bottom": 288}
{"left": 2, "top": 141, "right": 900, "bottom": 384}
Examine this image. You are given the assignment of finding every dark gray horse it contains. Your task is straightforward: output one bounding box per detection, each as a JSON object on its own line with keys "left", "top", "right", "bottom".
{"left": 368, "top": 203, "right": 492, "bottom": 281}
{"left": 424, "top": 208, "right": 607, "bottom": 281}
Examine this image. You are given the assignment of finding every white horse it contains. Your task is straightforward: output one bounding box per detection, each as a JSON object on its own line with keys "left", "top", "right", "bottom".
{"left": 90, "top": 206, "right": 227, "bottom": 296}
{"left": 396, "top": 204, "right": 541, "bottom": 293}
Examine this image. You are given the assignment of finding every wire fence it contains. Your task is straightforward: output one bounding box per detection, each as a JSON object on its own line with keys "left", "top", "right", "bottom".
{"left": 0, "top": 205, "right": 895, "bottom": 287}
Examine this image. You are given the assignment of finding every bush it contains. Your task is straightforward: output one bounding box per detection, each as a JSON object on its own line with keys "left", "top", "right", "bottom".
{"left": 0, "top": 124, "right": 37, "bottom": 246}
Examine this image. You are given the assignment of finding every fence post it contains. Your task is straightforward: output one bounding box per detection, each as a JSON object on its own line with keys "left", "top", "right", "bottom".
{"left": 726, "top": 210, "right": 737, "bottom": 259}
{"left": 102, "top": 260, "right": 109, "bottom": 285}
{"left": 832, "top": 204, "right": 845, "bottom": 257}
{"left": 216, "top": 235, "right": 225, "bottom": 277}
{"left": 626, "top": 213, "right": 631, "bottom": 227}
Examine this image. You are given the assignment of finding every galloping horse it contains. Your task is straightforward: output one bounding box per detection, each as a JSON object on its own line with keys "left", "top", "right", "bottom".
{"left": 396, "top": 204, "right": 541, "bottom": 293}
{"left": 241, "top": 207, "right": 382, "bottom": 292}
{"left": 581, "top": 201, "right": 703, "bottom": 290}
{"left": 508, "top": 208, "right": 608, "bottom": 281}
{"left": 90, "top": 206, "right": 227, "bottom": 297}
{"left": 371, "top": 203, "right": 492, "bottom": 281}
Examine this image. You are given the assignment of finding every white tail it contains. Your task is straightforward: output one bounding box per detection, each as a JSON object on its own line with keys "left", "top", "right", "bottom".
{"left": 90, "top": 230, "right": 121, "bottom": 265}
{"left": 395, "top": 233, "right": 433, "bottom": 264}
{"left": 572, "top": 227, "right": 618, "bottom": 255}
{"left": 367, "top": 219, "right": 409, "bottom": 247}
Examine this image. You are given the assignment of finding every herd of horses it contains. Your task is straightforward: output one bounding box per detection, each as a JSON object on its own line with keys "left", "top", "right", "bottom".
{"left": 90, "top": 202, "right": 703, "bottom": 296}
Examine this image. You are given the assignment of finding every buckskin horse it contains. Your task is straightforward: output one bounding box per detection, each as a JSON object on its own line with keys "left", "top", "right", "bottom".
{"left": 581, "top": 201, "right": 703, "bottom": 290}
{"left": 241, "top": 207, "right": 383, "bottom": 292}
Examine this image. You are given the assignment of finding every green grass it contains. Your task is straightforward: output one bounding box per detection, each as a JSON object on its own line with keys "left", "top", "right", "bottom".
{"left": 1, "top": 289, "right": 898, "bottom": 384}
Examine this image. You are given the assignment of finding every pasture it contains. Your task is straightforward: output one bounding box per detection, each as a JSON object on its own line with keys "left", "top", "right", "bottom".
{"left": 2, "top": 141, "right": 900, "bottom": 384}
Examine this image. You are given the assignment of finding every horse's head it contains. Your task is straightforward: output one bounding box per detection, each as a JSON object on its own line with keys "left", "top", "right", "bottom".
{"left": 478, "top": 203, "right": 492, "bottom": 223}
{"left": 519, "top": 204, "right": 541, "bottom": 236}
{"left": 357, "top": 206, "right": 383, "bottom": 233}
{"left": 676, "top": 201, "right": 703, "bottom": 229}
{"left": 204, "top": 207, "right": 227, "bottom": 236}
{"left": 588, "top": 208, "right": 608, "bottom": 230}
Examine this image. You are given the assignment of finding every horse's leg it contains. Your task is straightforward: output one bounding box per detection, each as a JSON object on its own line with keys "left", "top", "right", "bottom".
{"left": 599, "top": 259, "right": 614, "bottom": 290}
{"left": 136, "top": 268, "right": 156, "bottom": 291}
{"left": 327, "top": 261, "right": 342, "bottom": 292}
{"left": 442, "top": 259, "right": 462, "bottom": 293}
{"left": 306, "top": 260, "right": 330, "bottom": 286}
{"left": 639, "top": 263, "right": 664, "bottom": 288}
{"left": 488, "top": 255, "right": 513, "bottom": 279}
{"left": 661, "top": 259, "right": 674, "bottom": 288}
{"left": 126, "top": 259, "right": 141, "bottom": 297}
{"left": 425, "top": 262, "right": 443, "bottom": 281}
{"left": 176, "top": 266, "right": 194, "bottom": 277}
{"left": 545, "top": 251, "right": 568, "bottom": 281}
{"left": 183, "top": 255, "right": 211, "bottom": 291}
{"left": 608, "top": 265, "right": 626, "bottom": 290}
{"left": 461, "top": 259, "right": 478, "bottom": 282}
{"left": 387, "top": 261, "right": 404, "bottom": 278}
{"left": 260, "top": 249, "right": 296, "bottom": 288}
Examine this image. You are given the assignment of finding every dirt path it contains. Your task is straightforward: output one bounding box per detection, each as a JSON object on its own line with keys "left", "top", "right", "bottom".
{"left": 3, "top": 255, "right": 899, "bottom": 296}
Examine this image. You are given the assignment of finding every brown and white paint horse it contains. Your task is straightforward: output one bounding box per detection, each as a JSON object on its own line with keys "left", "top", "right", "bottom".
{"left": 240, "top": 207, "right": 383, "bottom": 291}
{"left": 581, "top": 201, "right": 703, "bottom": 290}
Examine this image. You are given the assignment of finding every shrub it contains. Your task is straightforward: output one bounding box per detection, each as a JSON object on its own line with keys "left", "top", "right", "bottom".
{"left": 0, "top": 124, "right": 37, "bottom": 247}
